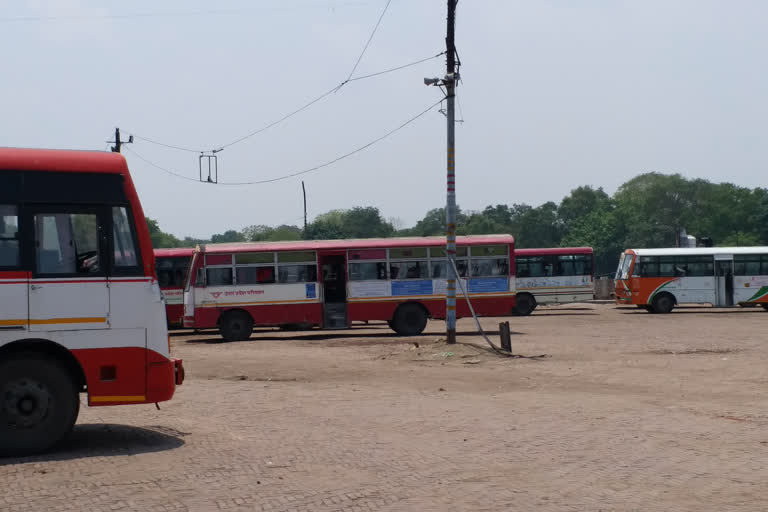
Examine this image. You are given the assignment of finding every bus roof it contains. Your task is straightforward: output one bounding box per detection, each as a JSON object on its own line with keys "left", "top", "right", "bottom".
{"left": 199, "top": 235, "right": 515, "bottom": 254}
{"left": 0, "top": 147, "right": 128, "bottom": 174}
{"left": 516, "top": 247, "right": 593, "bottom": 256}
{"left": 154, "top": 248, "right": 195, "bottom": 258}
{"left": 627, "top": 247, "right": 768, "bottom": 257}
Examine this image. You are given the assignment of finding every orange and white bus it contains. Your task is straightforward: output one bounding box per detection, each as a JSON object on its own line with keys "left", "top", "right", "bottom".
{"left": 0, "top": 148, "right": 184, "bottom": 456}
{"left": 155, "top": 248, "right": 194, "bottom": 328}
{"left": 514, "top": 247, "right": 594, "bottom": 315}
{"left": 615, "top": 247, "right": 768, "bottom": 313}
{"left": 183, "top": 235, "right": 517, "bottom": 341}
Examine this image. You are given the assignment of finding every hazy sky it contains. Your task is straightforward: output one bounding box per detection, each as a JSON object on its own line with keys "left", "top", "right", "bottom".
{"left": 3, "top": 0, "right": 766, "bottom": 238}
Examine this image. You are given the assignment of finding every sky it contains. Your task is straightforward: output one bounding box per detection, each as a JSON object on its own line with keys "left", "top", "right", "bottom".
{"left": 2, "top": 0, "right": 767, "bottom": 238}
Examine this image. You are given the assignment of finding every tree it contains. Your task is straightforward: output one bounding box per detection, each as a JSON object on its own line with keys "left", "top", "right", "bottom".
{"left": 405, "top": 207, "right": 468, "bottom": 236}
{"left": 210, "top": 230, "right": 245, "bottom": 243}
{"left": 305, "top": 207, "right": 395, "bottom": 240}
{"left": 558, "top": 186, "right": 612, "bottom": 230}
{"left": 509, "top": 202, "right": 562, "bottom": 248}
{"left": 613, "top": 173, "right": 695, "bottom": 248}
{"left": 146, "top": 218, "right": 181, "bottom": 248}
{"left": 720, "top": 231, "right": 763, "bottom": 247}
{"left": 242, "top": 224, "right": 302, "bottom": 242}
{"left": 561, "top": 210, "right": 624, "bottom": 275}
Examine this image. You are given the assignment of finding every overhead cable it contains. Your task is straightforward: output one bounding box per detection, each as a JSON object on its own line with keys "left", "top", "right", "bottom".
{"left": 126, "top": 98, "right": 443, "bottom": 186}
{"left": 345, "top": 0, "right": 392, "bottom": 82}
{"left": 129, "top": 51, "right": 444, "bottom": 154}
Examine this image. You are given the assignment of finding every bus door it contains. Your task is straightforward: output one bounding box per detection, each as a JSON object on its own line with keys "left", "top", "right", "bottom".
{"left": 319, "top": 252, "right": 348, "bottom": 328}
{"left": 714, "top": 255, "right": 734, "bottom": 307}
{"left": 0, "top": 204, "right": 27, "bottom": 333}
{"left": 28, "top": 208, "right": 110, "bottom": 331}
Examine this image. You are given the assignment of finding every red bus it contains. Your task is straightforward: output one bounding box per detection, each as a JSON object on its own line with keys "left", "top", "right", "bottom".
{"left": 514, "top": 247, "right": 594, "bottom": 315}
{"left": 0, "top": 148, "right": 183, "bottom": 455}
{"left": 155, "top": 248, "right": 194, "bottom": 328}
{"left": 183, "top": 235, "right": 516, "bottom": 341}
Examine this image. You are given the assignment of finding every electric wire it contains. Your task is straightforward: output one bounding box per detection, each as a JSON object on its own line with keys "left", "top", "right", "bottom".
{"left": 217, "top": 98, "right": 442, "bottom": 185}
{"left": 347, "top": 51, "right": 445, "bottom": 82}
{"left": 123, "top": 146, "right": 201, "bottom": 183}
{"left": 345, "top": 0, "right": 392, "bottom": 82}
{"left": 129, "top": 134, "right": 203, "bottom": 154}
{"left": 126, "top": 98, "right": 443, "bottom": 186}
{"left": 128, "top": 51, "right": 444, "bottom": 154}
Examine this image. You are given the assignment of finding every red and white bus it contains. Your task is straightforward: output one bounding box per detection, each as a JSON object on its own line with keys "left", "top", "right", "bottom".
{"left": 155, "top": 248, "right": 194, "bottom": 328}
{"left": 0, "top": 148, "right": 184, "bottom": 456}
{"left": 615, "top": 247, "right": 768, "bottom": 313}
{"left": 513, "top": 247, "right": 594, "bottom": 315}
{"left": 183, "top": 235, "right": 516, "bottom": 341}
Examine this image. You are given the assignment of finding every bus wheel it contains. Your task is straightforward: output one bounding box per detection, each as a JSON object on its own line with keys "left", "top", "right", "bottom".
{"left": 514, "top": 293, "right": 536, "bottom": 316}
{"left": 220, "top": 311, "right": 254, "bottom": 342}
{"left": 391, "top": 303, "right": 428, "bottom": 336}
{"left": 0, "top": 355, "right": 80, "bottom": 456}
{"left": 651, "top": 293, "right": 675, "bottom": 314}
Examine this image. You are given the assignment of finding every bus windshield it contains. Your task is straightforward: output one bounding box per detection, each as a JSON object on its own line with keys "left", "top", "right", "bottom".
{"left": 617, "top": 253, "right": 633, "bottom": 279}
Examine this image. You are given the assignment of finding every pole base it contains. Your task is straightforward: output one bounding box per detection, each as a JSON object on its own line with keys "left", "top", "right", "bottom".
{"left": 446, "top": 329, "right": 456, "bottom": 344}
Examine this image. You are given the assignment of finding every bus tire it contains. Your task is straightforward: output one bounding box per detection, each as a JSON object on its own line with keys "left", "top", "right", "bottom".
{"left": 220, "top": 311, "right": 253, "bottom": 342}
{"left": 0, "top": 354, "right": 80, "bottom": 457}
{"left": 514, "top": 293, "right": 536, "bottom": 316}
{"left": 651, "top": 293, "right": 675, "bottom": 314}
{"left": 391, "top": 303, "right": 428, "bottom": 336}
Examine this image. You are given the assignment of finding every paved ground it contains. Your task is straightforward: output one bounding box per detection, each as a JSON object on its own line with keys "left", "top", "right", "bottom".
{"left": 2, "top": 304, "right": 768, "bottom": 512}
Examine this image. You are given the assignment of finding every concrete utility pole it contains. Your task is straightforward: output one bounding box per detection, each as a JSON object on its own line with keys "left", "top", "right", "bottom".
{"left": 445, "top": 0, "right": 458, "bottom": 344}
{"left": 108, "top": 128, "right": 133, "bottom": 153}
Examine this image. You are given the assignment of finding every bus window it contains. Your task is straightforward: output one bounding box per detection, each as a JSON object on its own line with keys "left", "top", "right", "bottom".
{"left": 431, "top": 259, "right": 468, "bottom": 278}
{"left": 236, "top": 266, "right": 274, "bottom": 284}
{"left": 278, "top": 264, "right": 317, "bottom": 283}
{"left": 556, "top": 255, "right": 576, "bottom": 276}
{"left": 207, "top": 267, "right": 233, "bottom": 286}
{"left": 349, "top": 262, "right": 387, "bottom": 280}
{"left": 471, "top": 258, "right": 508, "bottom": 277}
{"left": 573, "top": 254, "right": 592, "bottom": 276}
{"left": 516, "top": 256, "right": 551, "bottom": 277}
{"left": 390, "top": 260, "right": 428, "bottom": 279}
{"left": 35, "top": 212, "right": 101, "bottom": 275}
{"left": 112, "top": 207, "right": 139, "bottom": 271}
{"left": 615, "top": 254, "right": 625, "bottom": 280}
{"left": 734, "top": 254, "right": 768, "bottom": 276}
{"left": 0, "top": 205, "right": 19, "bottom": 267}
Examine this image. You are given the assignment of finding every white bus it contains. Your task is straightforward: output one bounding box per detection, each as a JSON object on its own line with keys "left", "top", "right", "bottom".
{"left": 513, "top": 247, "right": 594, "bottom": 315}
{"left": 615, "top": 247, "right": 768, "bottom": 313}
{"left": 0, "top": 148, "right": 184, "bottom": 456}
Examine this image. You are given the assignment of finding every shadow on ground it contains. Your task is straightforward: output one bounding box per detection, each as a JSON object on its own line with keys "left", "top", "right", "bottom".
{"left": 0, "top": 423, "right": 186, "bottom": 465}
{"left": 184, "top": 328, "right": 525, "bottom": 345}
{"left": 621, "top": 306, "right": 766, "bottom": 315}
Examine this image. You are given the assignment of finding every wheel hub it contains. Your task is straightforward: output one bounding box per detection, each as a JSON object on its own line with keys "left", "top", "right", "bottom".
{"left": 2, "top": 379, "right": 51, "bottom": 428}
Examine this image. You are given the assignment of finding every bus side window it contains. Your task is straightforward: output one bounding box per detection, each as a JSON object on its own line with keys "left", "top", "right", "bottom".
{"left": 0, "top": 205, "right": 20, "bottom": 268}
{"left": 34, "top": 212, "right": 102, "bottom": 275}
{"left": 112, "top": 207, "right": 140, "bottom": 273}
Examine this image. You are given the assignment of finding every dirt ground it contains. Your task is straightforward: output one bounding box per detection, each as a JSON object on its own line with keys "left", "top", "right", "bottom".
{"left": 2, "top": 304, "right": 768, "bottom": 512}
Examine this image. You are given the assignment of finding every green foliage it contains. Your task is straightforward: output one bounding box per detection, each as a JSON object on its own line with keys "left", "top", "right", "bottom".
{"left": 145, "top": 174, "right": 768, "bottom": 276}
{"left": 146, "top": 218, "right": 182, "bottom": 248}
{"left": 243, "top": 224, "right": 303, "bottom": 242}
{"left": 210, "top": 230, "right": 245, "bottom": 244}
{"left": 305, "top": 207, "right": 394, "bottom": 240}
